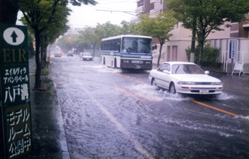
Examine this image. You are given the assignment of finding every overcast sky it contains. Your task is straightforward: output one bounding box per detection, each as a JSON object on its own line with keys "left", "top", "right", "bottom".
{"left": 68, "top": 0, "right": 137, "bottom": 28}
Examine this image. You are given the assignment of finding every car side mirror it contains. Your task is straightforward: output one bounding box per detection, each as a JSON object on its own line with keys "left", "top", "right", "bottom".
{"left": 204, "top": 71, "right": 209, "bottom": 75}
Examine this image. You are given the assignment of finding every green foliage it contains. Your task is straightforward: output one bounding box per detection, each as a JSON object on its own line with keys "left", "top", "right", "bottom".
{"left": 70, "top": 0, "right": 97, "bottom": 6}
{"left": 41, "top": 67, "right": 50, "bottom": 75}
{"left": 138, "top": 11, "right": 178, "bottom": 67}
{"left": 139, "top": 11, "right": 177, "bottom": 42}
{"left": 41, "top": 76, "right": 52, "bottom": 83}
{"left": 57, "top": 21, "right": 141, "bottom": 54}
{"left": 186, "top": 44, "right": 220, "bottom": 67}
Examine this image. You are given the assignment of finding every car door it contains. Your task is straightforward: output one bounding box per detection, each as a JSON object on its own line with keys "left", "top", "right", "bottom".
{"left": 155, "top": 63, "right": 170, "bottom": 88}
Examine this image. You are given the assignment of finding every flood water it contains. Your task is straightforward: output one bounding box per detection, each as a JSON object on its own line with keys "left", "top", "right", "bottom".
{"left": 50, "top": 56, "right": 249, "bottom": 159}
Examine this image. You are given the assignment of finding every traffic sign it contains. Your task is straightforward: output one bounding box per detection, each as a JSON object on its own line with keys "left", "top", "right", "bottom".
{"left": 3, "top": 27, "right": 25, "bottom": 46}
{"left": 0, "top": 24, "right": 32, "bottom": 159}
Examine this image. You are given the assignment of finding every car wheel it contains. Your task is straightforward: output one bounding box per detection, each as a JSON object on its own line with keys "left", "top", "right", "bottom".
{"left": 151, "top": 78, "right": 156, "bottom": 86}
{"left": 103, "top": 58, "right": 105, "bottom": 65}
{"left": 114, "top": 59, "right": 117, "bottom": 68}
{"left": 169, "top": 83, "right": 176, "bottom": 94}
{"left": 151, "top": 78, "right": 159, "bottom": 89}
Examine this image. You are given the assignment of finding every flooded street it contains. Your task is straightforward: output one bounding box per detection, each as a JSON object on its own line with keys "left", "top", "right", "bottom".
{"left": 50, "top": 55, "right": 249, "bottom": 159}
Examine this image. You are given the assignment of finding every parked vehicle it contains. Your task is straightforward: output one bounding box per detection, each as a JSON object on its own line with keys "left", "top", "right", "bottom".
{"left": 149, "top": 62, "right": 223, "bottom": 95}
{"left": 54, "top": 52, "right": 63, "bottom": 57}
{"left": 67, "top": 52, "right": 73, "bottom": 57}
{"left": 82, "top": 52, "right": 93, "bottom": 61}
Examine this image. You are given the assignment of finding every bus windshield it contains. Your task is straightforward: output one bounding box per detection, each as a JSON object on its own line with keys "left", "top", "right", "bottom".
{"left": 122, "top": 37, "right": 152, "bottom": 54}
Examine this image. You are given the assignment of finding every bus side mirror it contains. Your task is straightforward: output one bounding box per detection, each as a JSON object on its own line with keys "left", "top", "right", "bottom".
{"left": 152, "top": 44, "right": 157, "bottom": 50}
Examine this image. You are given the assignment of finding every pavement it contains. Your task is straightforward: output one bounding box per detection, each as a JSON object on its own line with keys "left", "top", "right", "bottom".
{"left": 27, "top": 57, "right": 70, "bottom": 159}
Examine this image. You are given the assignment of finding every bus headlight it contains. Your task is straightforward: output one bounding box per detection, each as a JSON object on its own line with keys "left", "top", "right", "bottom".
{"left": 123, "top": 60, "right": 129, "bottom": 63}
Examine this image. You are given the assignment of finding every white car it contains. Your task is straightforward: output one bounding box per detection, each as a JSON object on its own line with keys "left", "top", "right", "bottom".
{"left": 82, "top": 52, "right": 93, "bottom": 61}
{"left": 149, "top": 62, "right": 223, "bottom": 95}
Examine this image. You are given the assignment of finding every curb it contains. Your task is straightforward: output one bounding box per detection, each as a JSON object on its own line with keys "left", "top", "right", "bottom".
{"left": 53, "top": 82, "right": 71, "bottom": 159}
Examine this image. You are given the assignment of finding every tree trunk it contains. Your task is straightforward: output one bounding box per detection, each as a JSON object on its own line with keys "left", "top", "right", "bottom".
{"left": 0, "top": 0, "right": 19, "bottom": 24}
{"left": 190, "top": 18, "right": 196, "bottom": 63}
{"left": 157, "top": 40, "right": 164, "bottom": 68}
{"left": 93, "top": 42, "right": 96, "bottom": 57}
{"left": 34, "top": 30, "right": 42, "bottom": 89}
{"left": 198, "top": 28, "right": 206, "bottom": 65}
{"left": 41, "top": 40, "right": 44, "bottom": 69}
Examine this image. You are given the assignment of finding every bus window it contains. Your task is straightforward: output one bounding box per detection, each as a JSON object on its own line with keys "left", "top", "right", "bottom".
{"left": 138, "top": 38, "right": 152, "bottom": 53}
{"left": 114, "top": 39, "right": 120, "bottom": 51}
{"left": 122, "top": 37, "right": 137, "bottom": 53}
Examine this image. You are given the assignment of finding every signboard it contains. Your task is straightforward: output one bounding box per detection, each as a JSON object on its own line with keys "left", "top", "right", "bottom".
{"left": 0, "top": 24, "right": 32, "bottom": 159}
{"left": 230, "top": 40, "right": 237, "bottom": 59}
{"left": 232, "top": 62, "right": 244, "bottom": 76}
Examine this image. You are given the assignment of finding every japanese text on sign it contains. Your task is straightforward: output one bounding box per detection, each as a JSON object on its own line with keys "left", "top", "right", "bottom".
{"left": 3, "top": 66, "right": 29, "bottom": 104}
{"left": 5, "top": 104, "right": 31, "bottom": 158}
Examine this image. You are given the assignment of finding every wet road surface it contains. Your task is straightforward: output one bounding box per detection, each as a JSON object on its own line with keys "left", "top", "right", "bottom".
{"left": 50, "top": 55, "right": 249, "bottom": 159}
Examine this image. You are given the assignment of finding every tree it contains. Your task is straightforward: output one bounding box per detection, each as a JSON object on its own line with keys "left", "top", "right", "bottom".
{"left": 58, "top": 21, "right": 141, "bottom": 56}
{"left": 119, "top": 21, "right": 140, "bottom": 35}
{"left": 166, "top": 0, "right": 249, "bottom": 64}
{"left": 0, "top": 0, "right": 19, "bottom": 24}
{"left": 20, "top": 0, "right": 69, "bottom": 89}
{"left": 139, "top": 12, "right": 177, "bottom": 67}
{"left": 1, "top": 0, "right": 97, "bottom": 90}
{"left": 0, "top": 0, "right": 97, "bottom": 24}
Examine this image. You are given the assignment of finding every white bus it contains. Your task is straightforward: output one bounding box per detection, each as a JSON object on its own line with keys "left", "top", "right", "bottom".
{"left": 101, "top": 35, "right": 152, "bottom": 70}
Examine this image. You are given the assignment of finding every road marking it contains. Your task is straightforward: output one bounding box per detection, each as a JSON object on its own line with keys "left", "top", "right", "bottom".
{"left": 75, "top": 80, "right": 156, "bottom": 159}
{"left": 191, "top": 99, "right": 238, "bottom": 117}
{"left": 115, "top": 85, "right": 143, "bottom": 102}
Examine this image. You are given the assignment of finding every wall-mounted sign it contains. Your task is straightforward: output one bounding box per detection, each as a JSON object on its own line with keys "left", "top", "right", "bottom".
{"left": 0, "top": 24, "right": 32, "bottom": 159}
{"left": 230, "top": 40, "right": 237, "bottom": 59}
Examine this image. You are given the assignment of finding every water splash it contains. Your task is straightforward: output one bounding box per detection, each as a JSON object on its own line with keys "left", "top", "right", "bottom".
{"left": 163, "top": 91, "right": 191, "bottom": 101}
{"left": 236, "top": 115, "right": 249, "bottom": 121}
{"left": 216, "top": 93, "right": 236, "bottom": 100}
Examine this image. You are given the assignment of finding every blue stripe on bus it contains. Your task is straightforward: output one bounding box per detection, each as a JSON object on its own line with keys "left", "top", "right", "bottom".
{"left": 101, "top": 51, "right": 152, "bottom": 56}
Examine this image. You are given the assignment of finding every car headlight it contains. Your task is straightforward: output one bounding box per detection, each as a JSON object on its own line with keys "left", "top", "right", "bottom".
{"left": 211, "top": 82, "right": 222, "bottom": 85}
{"left": 178, "top": 81, "right": 195, "bottom": 85}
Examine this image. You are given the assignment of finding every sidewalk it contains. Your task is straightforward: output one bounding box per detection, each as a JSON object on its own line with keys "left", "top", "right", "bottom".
{"left": 28, "top": 57, "right": 70, "bottom": 159}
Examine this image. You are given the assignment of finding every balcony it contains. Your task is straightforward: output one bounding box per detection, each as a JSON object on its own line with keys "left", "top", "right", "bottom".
{"left": 136, "top": 6, "right": 145, "bottom": 14}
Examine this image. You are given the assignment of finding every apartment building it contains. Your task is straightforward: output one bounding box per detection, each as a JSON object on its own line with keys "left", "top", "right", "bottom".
{"left": 134, "top": 0, "right": 249, "bottom": 73}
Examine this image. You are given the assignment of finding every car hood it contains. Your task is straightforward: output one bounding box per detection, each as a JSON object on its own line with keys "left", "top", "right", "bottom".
{"left": 172, "top": 74, "right": 221, "bottom": 82}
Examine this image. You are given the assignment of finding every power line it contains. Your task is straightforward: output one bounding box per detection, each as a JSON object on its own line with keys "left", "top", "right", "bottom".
{"left": 96, "top": 9, "right": 137, "bottom": 16}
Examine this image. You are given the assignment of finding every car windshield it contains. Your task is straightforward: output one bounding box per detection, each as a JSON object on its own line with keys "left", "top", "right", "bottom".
{"left": 83, "top": 53, "right": 91, "bottom": 56}
{"left": 122, "top": 37, "right": 151, "bottom": 53}
{"left": 172, "top": 64, "right": 205, "bottom": 74}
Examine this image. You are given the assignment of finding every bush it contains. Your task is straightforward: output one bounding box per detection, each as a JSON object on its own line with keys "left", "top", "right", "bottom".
{"left": 41, "top": 67, "right": 49, "bottom": 75}
{"left": 186, "top": 44, "right": 220, "bottom": 67}
{"left": 41, "top": 76, "right": 52, "bottom": 83}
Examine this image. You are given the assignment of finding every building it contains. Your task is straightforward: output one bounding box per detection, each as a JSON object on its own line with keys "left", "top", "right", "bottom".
{"left": 134, "top": 0, "right": 249, "bottom": 74}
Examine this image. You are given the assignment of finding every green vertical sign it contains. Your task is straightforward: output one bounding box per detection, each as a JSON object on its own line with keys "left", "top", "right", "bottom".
{"left": 0, "top": 24, "right": 32, "bottom": 159}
